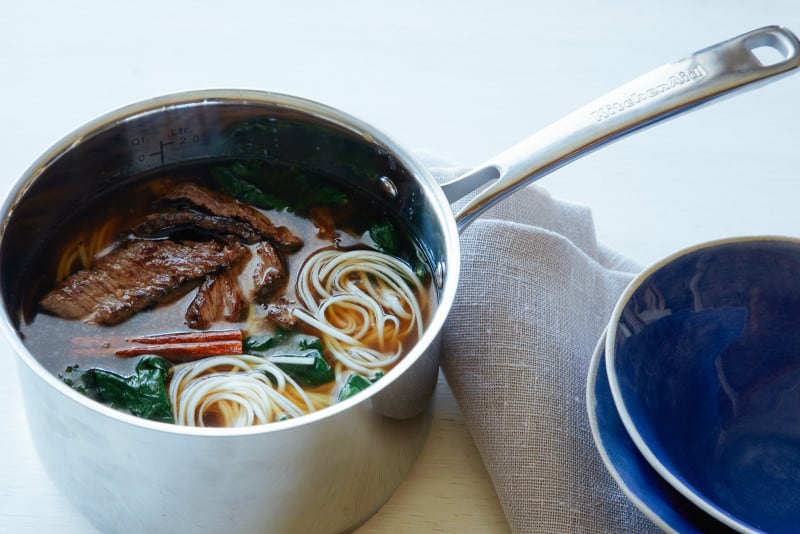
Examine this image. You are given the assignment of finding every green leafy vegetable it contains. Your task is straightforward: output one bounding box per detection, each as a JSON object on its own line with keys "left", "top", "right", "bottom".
{"left": 244, "top": 329, "right": 334, "bottom": 387}
{"left": 279, "top": 355, "right": 334, "bottom": 388}
{"left": 368, "top": 220, "right": 430, "bottom": 281}
{"left": 222, "top": 118, "right": 383, "bottom": 184}
{"left": 336, "top": 371, "right": 385, "bottom": 402}
{"left": 211, "top": 160, "right": 347, "bottom": 213}
{"left": 293, "top": 173, "right": 348, "bottom": 210}
{"left": 370, "top": 370, "right": 385, "bottom": 382}
{"left": 368, "top": 220, "right": 399, "bottom": 254}
{"left": 337, "top": 373, "right": 372, "bottom": 402}
{"left": 211, "top": 161, "right": 285, "bottom": 209}
{"left": 61, "top": 356, "right": 173, "bottom": 423}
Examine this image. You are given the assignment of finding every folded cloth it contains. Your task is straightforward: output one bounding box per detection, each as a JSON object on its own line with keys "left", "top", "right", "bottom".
{"left": 426, "top": 162, "right": 659, "bottom": 533}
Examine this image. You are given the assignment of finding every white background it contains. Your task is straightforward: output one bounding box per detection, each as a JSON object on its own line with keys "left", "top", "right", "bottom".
{"left": 2, "top": 2, "right": 800, "bottom": 532}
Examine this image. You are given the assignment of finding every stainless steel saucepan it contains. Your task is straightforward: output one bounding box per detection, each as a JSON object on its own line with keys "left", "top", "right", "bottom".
{"left": 1, "top": 26, "right": 797, "bottom": 534}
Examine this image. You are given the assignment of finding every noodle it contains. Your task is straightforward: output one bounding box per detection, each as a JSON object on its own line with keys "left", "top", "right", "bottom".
{"left": 55, "top": 216, "right": 124, "bottom": 281}
{"left": 33, "top": 167, "right": 436, "bottom": 428}
{"left": 294, "top": 249, "right": 426, "bottom": 376}
{"left": 56, "top": 249, "right": 81, "bottom": 282}
{"left": 169, "top": 354, "right": 328, "bottom": 427}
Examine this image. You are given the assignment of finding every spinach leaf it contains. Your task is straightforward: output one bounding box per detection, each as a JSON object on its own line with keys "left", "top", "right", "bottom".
{"left": 292, "top": 173, "right": 348, "bottom": 210}
{"left": 211, "top": 161, "right": 285, "bottom": 209}
{"left": 368, "top": 220, "right": 399, "bottom": 255}
{"left": 244, "top": 329, "right": 334, "bottom": 387}
{"left": 368, "top": 219, "right": 430, "bottom": 280}
{"left": 278, "top": 355, "right": 334, "bottom": 388}
{"left": 337, "top": 373, "right": 372, "bottom": 402}
{"left": 243, "top": 332, "right": 281, "bottom": 352}
{"left": 61, "top": 356, "right": 173, "bottom": 423}
{"left": 336, "top": 371, "right": 384, "bottom": 402}
{"left": 211, "top": 160, "right": 347, "bottom": 213}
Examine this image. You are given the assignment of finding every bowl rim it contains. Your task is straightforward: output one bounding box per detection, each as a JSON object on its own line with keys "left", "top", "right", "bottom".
{"left": 0, "top": 88, "right": 462, "bottom": 437}
{"left": 604, "top": 234, "right": 800, "bottom": 533}
{"left": 587, "top": 328, "right": 679, "bottom": 534}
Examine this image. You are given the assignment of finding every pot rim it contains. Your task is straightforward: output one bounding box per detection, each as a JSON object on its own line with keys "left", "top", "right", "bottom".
{"left": 0, "top": 88, "right": 462, "bottom": 436}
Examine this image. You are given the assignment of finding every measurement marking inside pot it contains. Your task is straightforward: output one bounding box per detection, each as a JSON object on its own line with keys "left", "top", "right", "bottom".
{"left": 590, "top": 63, "right": 707, "bottom": 123}
{"left": 131, "top": 126, "right": 203, "bottom": 167}
{"left": 149, "top": 140, "right": 173, "bottom": 166}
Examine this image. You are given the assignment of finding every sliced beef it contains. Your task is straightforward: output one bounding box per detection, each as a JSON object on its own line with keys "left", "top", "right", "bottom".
{"left": 41, "top": 239, "right": 248, "bottom": 325}
{"left": 264, "top": 301, "right": 300, "bottom": 330}
{"left": 185, "top": 265, "right": 249, "bottom": 330}
{"left": 164, "top": 183, "right": 303, "bottom": 251}
{"left": 252, "top": 242, "right": 286, "bottom": 302}
{"left": 133, "top": 211, "right": 263, "bottom": 243}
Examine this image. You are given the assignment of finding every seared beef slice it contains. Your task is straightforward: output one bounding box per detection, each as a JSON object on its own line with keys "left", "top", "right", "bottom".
{"left": 133, "top": 211, "right": 264, "bottom": 243}
{"left": 163, "top": 183, "right": 303, "bottom": 250}
{"left": 264, "top": 302, "right": 299, "bottom": 330}
{"left": 41, "top": 239, "right": 248, "bottom": 325}
{"left": 186, "top": 269, "right": 249, "bottom": 330}
{"left": 252, "top": 242, "right": 286, "bottom": 302}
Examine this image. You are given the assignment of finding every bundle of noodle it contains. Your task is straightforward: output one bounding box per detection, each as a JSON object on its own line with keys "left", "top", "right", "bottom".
{"left": 169, "top": 355, "right": 329, "bottom": 427}
{"left": 55, "top": 216, "right": 123, "bottom": 281}
{"left": 292, "top": 249, "right": 426, "bottom": 376}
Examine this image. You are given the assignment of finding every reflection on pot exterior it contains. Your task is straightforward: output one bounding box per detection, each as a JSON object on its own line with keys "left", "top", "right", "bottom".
{"left": 18, "top": 357, "right": 434, "bottom": 533}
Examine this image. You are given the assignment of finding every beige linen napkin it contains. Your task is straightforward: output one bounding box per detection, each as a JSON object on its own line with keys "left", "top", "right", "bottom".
{"left": 427, "top": 162, "right": 660, "bottom": 533}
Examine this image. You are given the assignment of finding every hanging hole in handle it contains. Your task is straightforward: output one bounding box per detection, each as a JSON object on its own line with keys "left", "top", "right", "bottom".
{"left": 744, "top": 30, "right": 795, "bottom": 67}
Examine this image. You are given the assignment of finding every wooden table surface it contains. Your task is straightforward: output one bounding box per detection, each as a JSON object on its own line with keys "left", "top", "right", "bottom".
{"left": 352, "top": 373, "right": 510, "bottom": 533}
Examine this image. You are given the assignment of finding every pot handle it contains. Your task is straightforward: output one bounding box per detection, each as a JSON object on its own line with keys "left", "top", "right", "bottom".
{"left": 444, "top": 25, "right": 800, "bottom": 231}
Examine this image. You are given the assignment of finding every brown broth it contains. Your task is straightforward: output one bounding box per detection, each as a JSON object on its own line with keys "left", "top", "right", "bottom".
{"left": 19, "top": 161, "right": 435, "bottom": 399}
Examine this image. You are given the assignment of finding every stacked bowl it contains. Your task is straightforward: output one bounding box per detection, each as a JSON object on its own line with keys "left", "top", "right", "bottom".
{"left": 589, "top": 237, "right": 800, "bottom": 533}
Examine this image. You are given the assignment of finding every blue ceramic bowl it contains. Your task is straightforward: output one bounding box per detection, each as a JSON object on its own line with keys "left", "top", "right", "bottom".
{"left": 587, "top": 330, "right": 735, "bottom": 533}
{"left": 606, "top": 237, "right": 800, "bottom": 533}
